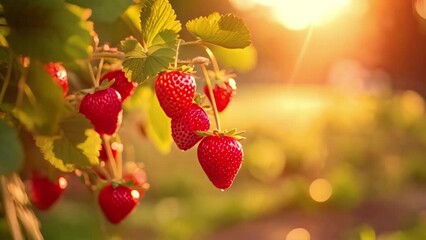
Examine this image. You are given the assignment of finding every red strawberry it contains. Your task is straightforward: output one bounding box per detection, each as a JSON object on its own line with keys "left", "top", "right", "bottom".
{"left": 197, "top": 135, "right": 243, "bottom": 190}
{"left": 98, "top": 184, "right": 140, "bottom": 224}
{"left": 171, "top": 104, "right": 210, "bottom": 151}
{"left": 100, "top": 70, "right": 137, "bottom": 102}
{"left": 124, "top": 169, "right": 149, "bottom": 197}
{"left": 203, "top": 81, "right": 236, "bottom": 112}
{"left": 44, "top": 62, "right": 69, "bottom": 97}
{"left": 155, "top": 71, "right": 196, "bottom": 118}
{"left": 79, "top": 88, "right": 122, "bottom": 136}
{"left": 30, "top": 172, "right": 68, "bottom": 210}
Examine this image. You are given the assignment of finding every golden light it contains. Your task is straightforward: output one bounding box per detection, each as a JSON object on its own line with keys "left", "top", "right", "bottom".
{"left": 309, "top": 178, "right": 332, "bottom": 202}
{"left": 286, "top": 228, "right": 311, "bottom": 240}
{"left": 415, "top": 0, "right": 426, "bottom": 20}
{"left": 58, "top": 177, "right": 68, "bottom": 190}
{"left": 131, "top": 189, "right": 140, "bottom": 200}
{"left": 230, "top": 0, "right": 352, "bottom": 30}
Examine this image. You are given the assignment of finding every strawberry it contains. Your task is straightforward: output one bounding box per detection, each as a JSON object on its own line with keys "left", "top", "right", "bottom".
{"left": 197, "top": 135, "right": 243, "bottom": 190}
{"left": 30, "top": 171, "right": 68, "bottom": 210}
{"left": 44, "top": 62, "right": 68, "bottom": 97}
{"left": 203, "top": 81, "right": 236, "bottom": 112}
{"left": 155, "top": 71, "right": 196, "bottom": 118}
{"left": 171, "top": 104, "right": 210, "bottom": 151}
{"left": 123, "top": 169, "right": 149, "bottom": 197}
{"left": 79, "top": 88, "right": 122, "bottom": 136}
{"left": 100, "top": 70, "right": 137, "bottom": 102}
{"left": 98, "top": 184, "right": 140, "bottom": 224}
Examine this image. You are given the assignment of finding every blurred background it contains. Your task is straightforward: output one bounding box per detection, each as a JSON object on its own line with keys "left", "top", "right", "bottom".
{"left": 3, "top": 0, "right": 426, "bottom": 239}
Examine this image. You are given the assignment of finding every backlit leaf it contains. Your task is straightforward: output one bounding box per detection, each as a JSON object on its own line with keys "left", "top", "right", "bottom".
{"left": 186, "top": 12, "right": 251, "bottom": 49}
{"left": 35, "top": 114, "right": 101, "bottom": 172}
{"left": 67, "top": 0, "right": 133, "bottom": 22}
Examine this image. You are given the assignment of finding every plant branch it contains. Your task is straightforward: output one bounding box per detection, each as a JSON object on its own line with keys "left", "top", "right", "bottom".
{"left": 1, "top": 176, "right": 24, "bottom": 240}
{"left": 87, "top": 61, "right": 97, "bottom": 88}
{"left": 201, "top": 64, "right": 221, "bottom": 131}
{"left": 95, "top": 58, "right": 105, "bottom": 87}
{"left": 201, "top": 45, "right": 220, "bottom": 74}
{"left": 0, "top": 50, "right": 12, "bottom": 105}
{"left": 102, "top": 135, "right": 118, "bottom": 180}
{"left": 174, "top": 39, "right": 182, "bottom": 68}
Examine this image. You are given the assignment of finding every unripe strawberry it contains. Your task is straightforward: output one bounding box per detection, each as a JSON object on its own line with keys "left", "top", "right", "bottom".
{"left": 98, "top": 184, "right": 140, "bottom": 224}
{"left": 123, "top": 168, "right": 149, "bottom": 197}
{"left": 197, "top": 135, "right": 243, "bottom": 190}
{"left": 155, "top": 71, "right": 196, "bottom": 118}
{"left": 100, "top": 70, "right": 137, "bottom": 102}
{"left": 30, "top": 171, "right": 67, "bottom": 210}
{"left": 44, "top": 62, "right": 68, "bottom": 97}
{"left": 79, "top": 88, "right": 122, "bottom": 136}
{"left": 171, "top": 104, "right": 210, "bottom": 151}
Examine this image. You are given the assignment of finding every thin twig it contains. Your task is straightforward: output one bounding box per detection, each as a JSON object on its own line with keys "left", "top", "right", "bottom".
{"left": 201, "top": 64, "right": 221, "bottom": 131}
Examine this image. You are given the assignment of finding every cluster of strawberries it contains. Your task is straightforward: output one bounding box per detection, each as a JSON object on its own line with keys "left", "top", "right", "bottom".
{"left": 29, "top": 65, "right": 148, "bottom": 224}
{"left": 155, "top": 70, "right": 243, "bottom": 190}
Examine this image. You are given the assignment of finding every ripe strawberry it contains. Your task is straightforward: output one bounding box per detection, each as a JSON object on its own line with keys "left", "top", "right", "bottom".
{"left": 30, "top": 172, "right": 68, "bottom": 210}
{"left": 44, "top": 62, "right": 68, "bottom": 97}
{"left": 124, "top": 169, "right": 149, "bottom": 197}
{"left": 100, "top": 70, "right": 137, "bottom": 102}
{"left": 79, "top": 88, "right": 122, "bottom": 136}
{"left": 171, "top": 104, "right": 210, "bottom": 151}
{"left": 155, "top": 71, "right": 196, "bottom": 118}
{"left": 203, "top": 81, "right": 236, "bottom": 112}
{"left": 197, "top": 135, "right": 243, "bottom": 190}
{"left": 98, "top": 184, "right": 140, "bottom": 224}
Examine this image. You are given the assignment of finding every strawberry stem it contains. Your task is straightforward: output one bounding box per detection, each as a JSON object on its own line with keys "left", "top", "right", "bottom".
{"left": 87, "top": 61, "right": 97, "bottom": 88}
{"left": 1, "top": 175, "right": 24, "bottom": 240}
{"left": 201, "top": 64, "right": 221, "bottom": 131}
{"left": 174, "top": 39, "right": 182, "bottom": 69}
{"left": 102, "top": 135, "right": 118, "bottom": 180}
{"left": 95, "top": 58, "right": 105, "bottom": 88}
{"left": 201, "top": 45, "right": 220, "bottom": 75}
{"left": 0, "top": 50, "right": 13, "bottom": 105}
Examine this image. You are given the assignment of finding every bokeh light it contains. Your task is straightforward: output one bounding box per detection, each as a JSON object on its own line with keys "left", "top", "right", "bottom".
{"left": 131, "top": 189, "right": 140, "bottom": 200}
{"left": 286, "top": 228, "right": 311, "bottom": 240}
{"left": 415, "top": 0, "right": 426, "bottom": 19}
{"left": 309, "top": 178, "right": 333, "bottom": 202}
{"left": 58, "top": 177, "right": 68, "bottom": 190}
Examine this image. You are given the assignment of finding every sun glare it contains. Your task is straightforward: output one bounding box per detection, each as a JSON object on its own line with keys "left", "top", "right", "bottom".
{"left": 230, "top": 0, "right": 352, "bottom": 30}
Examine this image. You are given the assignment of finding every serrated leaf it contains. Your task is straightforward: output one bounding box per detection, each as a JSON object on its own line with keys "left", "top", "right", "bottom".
{"left": 13, "top": 61, "right": 70, "bottom": 135}
{"left": 186, "top": 12, "right": 251, "bottom": 49}
{"left": 124, "top": 86, "right": 172, "bottom": 154}
{"left": 35, "top": 114, "right": 101, "bottom": 172}
{"left": 2, "top": 0, "right": 93, "bottom": 63}
{"left": 140, "top": 0, "right": 181, "bottom": 47}
{"left": 121, "top": 34, "right": 176, "bottom": 83}
{"left": 0, "top": 119, "right": 23, "bottom": 175}
{"left": 67, "top": 0, "right": 133, "bottom": 23}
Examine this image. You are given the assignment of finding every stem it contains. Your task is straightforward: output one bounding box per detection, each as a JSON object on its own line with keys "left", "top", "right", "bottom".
{"left": 0, "top": 51, "right": 13, "bottom": 105}
{"left": 87, "top": 61, "right": 97, "bottom": 88}
{"left": 95, "top": 58, "right": 105, "bottom": 87}
{"left": 201, "top": 45, "right": 220, "bottom": 74}
{"left": 102, "top": 135, "right": 118, "bottom": 180}
{"left": 179, "top": 40, "right": 201, "bottom": 46}
{"left": 174, "top": 39, "right": 182, "bottom": 68}
{"left": 1, "top": 176, "right": 24, "bottom": 240}
{"left": 201, "top": 64, "right": 221, "bottom": 131}
{"left": 92, "top": 52, "right": 125, "bottom": 60}
{"left": 93, "top": 166, "right": 112, "bottom": 181}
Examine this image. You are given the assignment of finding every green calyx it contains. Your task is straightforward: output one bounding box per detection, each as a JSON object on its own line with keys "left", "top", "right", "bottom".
{"left": 196, "top": 128, "right": 245, "bottom": 141}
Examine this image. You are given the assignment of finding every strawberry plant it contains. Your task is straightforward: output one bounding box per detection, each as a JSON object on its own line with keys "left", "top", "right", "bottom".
{"left": 0, "top": 0, "right": 251, "bottom": 238}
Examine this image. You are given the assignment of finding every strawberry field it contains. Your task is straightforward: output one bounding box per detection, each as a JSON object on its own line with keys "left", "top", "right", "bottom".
{"left": 1, "top": 0, "right": 426, "bottom": 239}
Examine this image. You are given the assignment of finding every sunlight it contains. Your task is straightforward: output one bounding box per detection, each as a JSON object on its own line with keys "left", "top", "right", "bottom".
{"left": 230, "top": 0, "right": 352, "bottom": 30}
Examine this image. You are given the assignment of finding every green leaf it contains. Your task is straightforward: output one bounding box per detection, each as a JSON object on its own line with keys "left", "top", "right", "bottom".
{"left": 13, "top": 61, "right": 70, "bottom": 135}
{"left": 0, "top": 119, "right": 23, "bottom": 175}
{"left": 66, "top": 0, "right": 133, "bottom": 22}
{"left": 140, "top": 0, "right": 181, "bottom": 47}
{"left": 121, "top": 34, "right": 176, "bottom": 83}
{"left": 124, "top": 86, "right": 172, "bottom": 154}
{"left": 2, "top": 0, "right": 93, "bottom": 63}
{"left": 35, "top": 114, "right": 101, "bottom": 172}
{"left": 209, "top": 44, "right": 257, "bottom": 73}
{"left": 186, "top": 12, "right": 251, "bottom": 49}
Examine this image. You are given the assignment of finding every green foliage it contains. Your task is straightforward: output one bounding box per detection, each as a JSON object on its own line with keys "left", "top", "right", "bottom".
{"left": 122, "top": 0, "right": 180, "bottom": 83}
{"left": 186, "top": 12, "right": 251, "bottom": 49}
{"left": 1, "top": 0, "right": 93, "bottom": 63}
{"left": 0, "top": 119, "right": 23, "bottom": 175}
{"left": 210, "top": 44, "right": 257, "bottom": 73}
{"left": 140, "top": 0, "right": 181, "bottom": 46}
{"left": 12, "top": 62, "right": 70, "bottom": 136}
{"left": 67, "top": 0, "right": 133, "bottom": 22}
{"left": 35, "top": 114, "right": 101, "bottom": 172}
